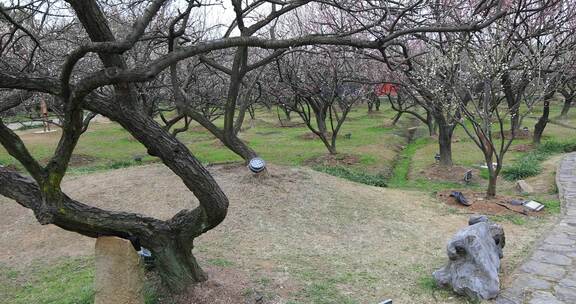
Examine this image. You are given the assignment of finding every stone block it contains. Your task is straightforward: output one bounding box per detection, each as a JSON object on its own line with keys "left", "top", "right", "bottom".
{"left": 516, "top": 180, "right": 534, "bottom": 194}
{"left": 95, "top": 236, "right": 144, "bottom": 304}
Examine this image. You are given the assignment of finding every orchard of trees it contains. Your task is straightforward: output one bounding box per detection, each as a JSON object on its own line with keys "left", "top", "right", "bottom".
{"left": 0, "top": 0, "right": 575, "bottom": 293}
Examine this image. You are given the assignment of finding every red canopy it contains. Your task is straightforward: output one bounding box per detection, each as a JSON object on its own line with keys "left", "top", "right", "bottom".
{"left": 376, "top": 83, "right": 397, "bottom": 96}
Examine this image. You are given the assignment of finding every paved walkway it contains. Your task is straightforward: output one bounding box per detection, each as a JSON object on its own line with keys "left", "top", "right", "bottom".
{"left": 496, "top": 152, "right": 576, "bottom": 304}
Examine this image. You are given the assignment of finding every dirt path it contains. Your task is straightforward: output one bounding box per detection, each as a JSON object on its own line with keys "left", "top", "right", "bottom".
{"left": 0, "top": 164, "right": 547, "bottom": 303}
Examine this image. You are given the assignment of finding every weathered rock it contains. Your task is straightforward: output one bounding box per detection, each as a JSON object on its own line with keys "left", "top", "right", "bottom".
{"left": 95, "top": 236, "right": 144, "bottom": 304}
{"left": 433, "top": 216, "right": 505, "bottom": 300}
{"left": 516, "top": 180, "right": 534, "bottom": 194}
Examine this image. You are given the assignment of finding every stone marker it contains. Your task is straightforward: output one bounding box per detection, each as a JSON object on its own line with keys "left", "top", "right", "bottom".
{"left": 433, "top": 216, "right": 505, "bottom": 300}
{"left": 516, "top": 179, "right": 534, "bottom": 194}
{"left": 95, "top": 236, "right": 144, "bottom": 304}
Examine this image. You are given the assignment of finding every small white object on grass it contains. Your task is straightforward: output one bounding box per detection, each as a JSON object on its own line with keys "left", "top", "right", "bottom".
{"left": 523, "top": 200, "right": 545, "bottom": 212}
{"left": 378, "top": 300, "right": 392, "bottom": 304}
{"left": 479, "top": 162, "right": 499, "bottom": 169}
{"left": 32, "top": 129, "right": 58, "bottom": 134}
{"left": 138, "top": 248, "right": 152, "bottom": 258}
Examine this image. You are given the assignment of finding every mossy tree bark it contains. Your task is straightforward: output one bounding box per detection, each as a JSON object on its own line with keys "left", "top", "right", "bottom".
{"left": 533, "top": 91, "right": 554, "bottom": 145}
{"left": 560, "top": 87, "right": 575, "bottom": 119}
{"left": 533, "top": 99, "right": 550, "bottom": 144}
{"left": 560, "top": 97, "right": 573, "bottom": 118}
{"left": 0, "top": 0, "right": 513, "bottom": 294}
{"left": 0, "top": 0, "right": 228, "bottom": 292}
{"left": 437, "top": 117, "right": 455, "bottom": 167}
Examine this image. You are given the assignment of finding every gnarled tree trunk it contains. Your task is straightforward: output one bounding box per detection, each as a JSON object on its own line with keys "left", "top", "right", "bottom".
{"left": 533, "top": 93, "right": 553, "bottom": 144}
{"left": 437, "top": 117, "right": 454, "bottom": 166}
{"left": 560, "top": 98, "right": 572, "bottom": 118}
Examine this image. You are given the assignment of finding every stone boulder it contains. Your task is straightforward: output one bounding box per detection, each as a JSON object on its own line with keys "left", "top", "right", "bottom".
{"left": 516, "top": 179, "right": 534, "bottom": 194}
{"left": 433, "top": 216, "right": 505, "bottom": 300}
{"left": 95, "top": 236, "right": 144, "bottom": 304}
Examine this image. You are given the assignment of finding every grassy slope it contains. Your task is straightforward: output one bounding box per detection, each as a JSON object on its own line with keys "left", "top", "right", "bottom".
{"left": 0, "top": 100, "right": 574, "bottom": 304}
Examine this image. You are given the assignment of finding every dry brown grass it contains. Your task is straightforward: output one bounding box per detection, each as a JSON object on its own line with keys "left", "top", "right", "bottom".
{"left": 0, "top": 164, "right": 551, "bottom": 303}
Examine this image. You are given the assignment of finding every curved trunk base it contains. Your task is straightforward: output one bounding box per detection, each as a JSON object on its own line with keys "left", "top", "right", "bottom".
{"left": 153, "top": 242, "right": 207, "bottom": 293}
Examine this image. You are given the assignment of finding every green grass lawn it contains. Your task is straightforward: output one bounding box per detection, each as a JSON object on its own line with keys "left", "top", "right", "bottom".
{"left": 0, "top": 258, "right": 94, "bottom": 304}
{"left": 0, "top": 257, "right": 159, "bottom": 304}
{"left": 0, "top": 106, "right": 406, "bottom": 176}
{"left": 2, "top": 101, "right": 574, "bottom": 197}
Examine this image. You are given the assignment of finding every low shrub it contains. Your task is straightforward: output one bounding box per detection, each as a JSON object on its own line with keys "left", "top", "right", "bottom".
{"left": 541, "top": 199, "right": 561, "bottom": 214}
{"left": 537, "top": 140, "right": 576, "bottom": 154}
{"left": 503, "top": 139, "right": 576, "bottom": 181}
{"left": 502, "top": 161, "right": 542, "bottom": 181}
{"left": 479, "top": 168, "right": 490, "bottom": 180}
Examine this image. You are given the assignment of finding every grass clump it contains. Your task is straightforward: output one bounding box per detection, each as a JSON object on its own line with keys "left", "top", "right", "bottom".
{"left": 503, "top": 139, "right": 576, "bottom": 181}
{"left": 144, "top": 282, "right": 160, "bottom": 304}
{"left": 109, "top": 160, "right": 135, "bottom": 169}
{"left": 314, "top": 166, "right": 387, "bottom": 187}
{"left": 418, "top": 276, "right": 439, "bottom": 292}
{"left": 540, "top": 198, "right": 561, "bottom": 214}
{"left": 502, "top": 155, "right": 542, "bottom": 181}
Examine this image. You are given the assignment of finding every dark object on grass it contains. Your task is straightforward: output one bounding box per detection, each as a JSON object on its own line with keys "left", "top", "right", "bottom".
{"left": 469, "top": 214, "right": 489, "bottom": 225}
{"left": 344, "top": 133, "right": 352, "bottom": 139}
{"left": 433, "top": 216, "right": 505, "bottom": 300}
{"left": 450, "top": 191, "right": 471, "bottom": 206}
{"left": 435, "top": 153, "right": 441, "bottom": 162}
{"left": 463, "top": 170, "right": 473, "bottom": 184}
{"left": 510, "top": 199, "right": 524, "bottom": 206}
{"left": 133, "top": 155, "right": 143, "bottom": 162}
{"left": 248, "top": 157, "right": 266, "bottom": 173}
{"left": 509, "top": 199, "right": 544, "bottom": 211}
{"left": 378, "top": 300, "right": 392, "bottom": 304}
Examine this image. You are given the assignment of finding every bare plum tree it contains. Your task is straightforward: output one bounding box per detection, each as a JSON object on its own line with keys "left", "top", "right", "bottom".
{"left": 0, "top": 0, "right": 511, "bottom": 293}
{"left": 271, "top": 47, "right": 371, "bottom": 154}
{"left": 456, "top": 0, "right": 576, "bottom": 196}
